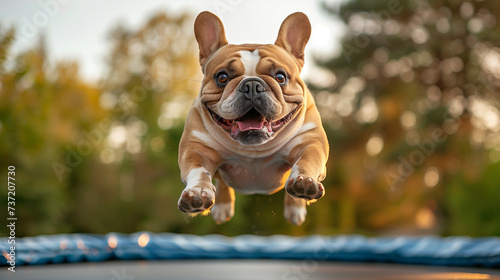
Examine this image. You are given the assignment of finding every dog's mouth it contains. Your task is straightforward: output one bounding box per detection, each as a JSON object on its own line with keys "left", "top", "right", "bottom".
{"left": 206, "top": 106, "right": 300, "bottom": 139}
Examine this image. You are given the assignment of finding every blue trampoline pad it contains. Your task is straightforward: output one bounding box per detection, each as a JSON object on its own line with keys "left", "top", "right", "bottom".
{"left": 1, "top": 233, "right": 500, "bottom": 279}
{"left": 1, "top": 260, "right": 500, "bottom": 280}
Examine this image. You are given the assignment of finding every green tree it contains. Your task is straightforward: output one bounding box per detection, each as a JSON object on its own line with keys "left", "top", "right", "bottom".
{"left": 68, "top": 13, "right": 205, "bottom": 234}
{"left": 0, "top": 28, "right": 108, "bottom": 236}
{"left": 315, "top": 0, "right": 500, "bottom": 235}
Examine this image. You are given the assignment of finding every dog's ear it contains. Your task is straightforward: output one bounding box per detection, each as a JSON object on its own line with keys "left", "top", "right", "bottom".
{"left": 275, "top": 12, "right": 311, "bottom": 70}
{"left": 194, "top": 11, "right": 228, "bottom": 68}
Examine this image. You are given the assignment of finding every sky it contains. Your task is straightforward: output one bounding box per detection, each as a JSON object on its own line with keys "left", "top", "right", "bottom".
{"left": 0, "top": 0, "right": 346, "bottom": 82}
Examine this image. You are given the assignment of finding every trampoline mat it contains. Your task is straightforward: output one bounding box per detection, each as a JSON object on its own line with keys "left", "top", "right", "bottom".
{"left": 2, "top": 260, "right": 500, "bottom": 280}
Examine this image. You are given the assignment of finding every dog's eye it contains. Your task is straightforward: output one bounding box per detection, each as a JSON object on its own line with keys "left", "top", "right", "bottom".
{"left": 275, "top": 72, "right": 286, "bottom": 84}
{"left": 216, "top": 72, "right": 229, "bottom": 86}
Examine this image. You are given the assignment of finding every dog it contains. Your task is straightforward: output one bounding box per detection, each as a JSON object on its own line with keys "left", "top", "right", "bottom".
{"left": 177, "top": 11, "right": 329, "bottom": 226}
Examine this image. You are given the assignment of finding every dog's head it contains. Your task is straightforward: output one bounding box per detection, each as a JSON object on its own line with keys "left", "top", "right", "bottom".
{"left": 194, "top": 11, "right": 311, "bottom": 145}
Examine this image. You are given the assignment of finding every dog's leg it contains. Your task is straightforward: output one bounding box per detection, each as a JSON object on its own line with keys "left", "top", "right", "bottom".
{"left": 177, "top": 166, "right": 215, "bottom": 216}
{"left": 211, "top": 172, "right": 235, "bottom": 224}
{"left": 285, "top": 142, "right": 328, "bottom": 203}
{"left": 177, "top": 142, "right": 221, "bottom": 216}
{"left": 284, "top": 192, "right": 307, "bottom": 226}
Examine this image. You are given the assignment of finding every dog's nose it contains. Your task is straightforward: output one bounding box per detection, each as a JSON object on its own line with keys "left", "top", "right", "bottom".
{"left": 238, "top": 77, "right": 267, "bottom": 104}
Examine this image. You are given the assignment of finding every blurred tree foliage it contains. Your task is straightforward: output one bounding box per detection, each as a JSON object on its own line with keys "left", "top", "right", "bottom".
{"left": 1, "top": 1, "right": 500, "bottom": 237}
{"left": 315, "top": 0, "right": 500, "bottom": 235}
{"left": 0, "top": 27, "right": 108, "bottom": 235}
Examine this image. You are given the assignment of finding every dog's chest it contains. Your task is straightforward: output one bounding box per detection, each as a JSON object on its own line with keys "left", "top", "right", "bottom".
{"left": 218, "top": 155, "right": 291, "bottom": 194}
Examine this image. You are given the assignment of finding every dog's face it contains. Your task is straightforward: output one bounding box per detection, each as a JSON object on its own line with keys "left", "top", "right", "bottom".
{"left": 194, "top": 12, "right": 311, "bottom": 145}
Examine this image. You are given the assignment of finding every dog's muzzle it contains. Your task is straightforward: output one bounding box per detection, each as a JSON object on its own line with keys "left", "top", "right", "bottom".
{"left": 238, "top": 77, "right": 268, "bottom": 107}
{"left": 206, "top": 76, "right": 299, "bottom": 145}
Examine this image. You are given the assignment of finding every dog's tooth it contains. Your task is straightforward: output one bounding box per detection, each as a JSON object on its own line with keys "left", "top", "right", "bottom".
{"left": 266, "top": 122, "right": 273, "bottom": 133}
{"left": 231, "top": 123, "right": 239, "bottom": 137}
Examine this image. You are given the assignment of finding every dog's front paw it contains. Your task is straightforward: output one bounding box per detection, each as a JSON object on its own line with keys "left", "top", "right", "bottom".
{"left": 286, "top": 175, "right": 325, "bottom": 201}
{"left": 178, "top": 184, "right": 216, "bottom": 215}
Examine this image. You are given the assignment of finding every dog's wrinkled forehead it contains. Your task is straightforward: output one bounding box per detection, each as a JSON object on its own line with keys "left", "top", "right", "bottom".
{"left": 194, "top": 11, "right": 311, "bottom": 74}
{"left": 203, "top": 44, "right": 298, "bottom": 78}
{"left": 238, "top": 50, "right": 259, "bottom": 76}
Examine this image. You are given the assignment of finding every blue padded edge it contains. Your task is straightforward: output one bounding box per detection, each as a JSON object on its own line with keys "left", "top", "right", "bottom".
{"left": 1, "top": 233, "right": 500, "bottom": 267}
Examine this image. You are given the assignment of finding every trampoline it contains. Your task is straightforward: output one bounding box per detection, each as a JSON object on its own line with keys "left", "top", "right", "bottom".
{"left": 1, "top": 233, "right": 500, "bottom": 279}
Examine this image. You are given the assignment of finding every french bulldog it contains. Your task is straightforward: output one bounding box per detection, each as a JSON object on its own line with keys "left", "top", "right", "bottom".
{"left": 177, "top": 11, "right": 329, "bottom": 226}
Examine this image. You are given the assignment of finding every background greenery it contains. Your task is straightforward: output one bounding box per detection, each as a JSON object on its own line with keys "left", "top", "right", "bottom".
{"left": 1, "top": 0, "right": 499, "bottom": 237}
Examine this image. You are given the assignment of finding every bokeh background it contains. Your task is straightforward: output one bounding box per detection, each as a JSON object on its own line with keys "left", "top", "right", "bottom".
{"left": 1, "top": 0, "right": 499, "bottom": 237}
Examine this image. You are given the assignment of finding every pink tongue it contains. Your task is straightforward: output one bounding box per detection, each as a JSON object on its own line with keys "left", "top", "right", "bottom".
{"left": 237, "top": 120, "right": 265, "bottom": 131}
